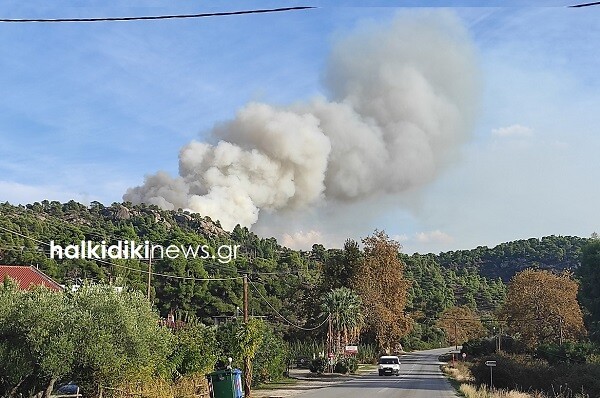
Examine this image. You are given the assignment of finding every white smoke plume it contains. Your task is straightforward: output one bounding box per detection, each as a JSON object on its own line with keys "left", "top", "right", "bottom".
{"left": 124, "top": 11, "right": 479, "bottom": 231}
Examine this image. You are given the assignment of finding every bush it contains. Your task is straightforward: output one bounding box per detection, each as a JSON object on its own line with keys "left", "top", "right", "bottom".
{"left": 0, "top": 284, "right": 174, "bottom": 397}
{"left": 536, "top": 341, "right": 595, "bottom": 365}
{"left": 356, "top": 344, "right": 378, "bottom": 364}
{"left": 469, "top": 353, "right": 600, "bottom": 397}
{"left": 334, "top": 357, "right": 358, "bottom": 374}
{"left": 169, "top": 322, "right": 218, "bottom": 377}
{"left": 462, "top": 338, "right": 496, "bottom": 357}
{"left": 471, "top": 355, "right": 551, "bottom": 391}
{"left": 462, "top": 336, "right": 527, "bottom": 357}
{"left": 252, "top": 328, "right": 288, "bottom": 386}
{"left": 309, "top": 358, "right": 327, "bottom": 374}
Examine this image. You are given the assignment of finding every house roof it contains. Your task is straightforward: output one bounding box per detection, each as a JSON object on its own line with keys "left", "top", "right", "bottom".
{"left": 0, "top": 265, "right": 63, "bottom": 292}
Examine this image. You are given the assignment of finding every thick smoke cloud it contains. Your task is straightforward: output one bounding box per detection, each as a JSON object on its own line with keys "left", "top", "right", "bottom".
{"left": 124, "top": 11, "right": 479, "bottom": 232}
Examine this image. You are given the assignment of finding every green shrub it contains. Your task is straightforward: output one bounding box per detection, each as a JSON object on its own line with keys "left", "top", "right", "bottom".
{"left": 469, "top": 353, "right": 600, "bottom": 397}
{"left": 356, "top": 344, "right": 377, "bottom": 364}
{"left": 462, "top": 338, "right": 496, "bottom": 356}
{"left": 462, "top": 336, "right": 527, "bottom": 357}
{"left": 309, "top": 358, "right": 327, "bottom": 374}
{"left": 288, "top": 339, "right": 325, "bottom": 363}
{"left": 536, "top": 341, "right": 595, "bottom": 365}
{"left": 252, "top": 328, "right": 288, "bottom": 386}
{"left": 169, "top": 322, "right": 218, "bottom": 377}
{"left": 334, "top": 357, "right": 358, "bottom": 374}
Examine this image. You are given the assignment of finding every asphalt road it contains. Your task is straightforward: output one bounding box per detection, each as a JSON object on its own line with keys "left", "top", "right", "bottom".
{"left": 295, "top": 348, "right": 458, "bottom": 398}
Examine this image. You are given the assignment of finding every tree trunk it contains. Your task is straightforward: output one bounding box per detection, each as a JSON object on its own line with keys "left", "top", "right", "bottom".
{"left": 8, "top": 373, "right": 31, "bottom": 397}
{"left": 244, "top": 356, "right": 252, "bottom": 398}
{"left": 43, "top": 377, "right": 58, "bottom": 398}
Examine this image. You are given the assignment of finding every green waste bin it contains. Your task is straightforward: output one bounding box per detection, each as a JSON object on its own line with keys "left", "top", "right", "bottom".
{"left": 207, "top": 369, "right": 243, "bottom": 398}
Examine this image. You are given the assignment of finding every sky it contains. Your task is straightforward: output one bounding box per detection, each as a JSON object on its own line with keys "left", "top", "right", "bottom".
{"left": 1, "top": 1, "right": 599, "bottom": 254}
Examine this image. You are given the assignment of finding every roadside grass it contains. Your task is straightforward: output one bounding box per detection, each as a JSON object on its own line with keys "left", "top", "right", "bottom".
{"left": 459, "top": 384, "right": 539, "bottom": 398}
{"left": 441, "top": 362, "right": 473, "bottom": 397}
{"left": 441, "top": 362, "right": 542, "bottom": 398}
{"left": 357, "top": 364, "right": 378, "bottom": 373}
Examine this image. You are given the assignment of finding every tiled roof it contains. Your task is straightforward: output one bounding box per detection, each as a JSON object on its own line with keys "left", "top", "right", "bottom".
{"left": 0, "top": 265, "right": 63, "bottom": 292}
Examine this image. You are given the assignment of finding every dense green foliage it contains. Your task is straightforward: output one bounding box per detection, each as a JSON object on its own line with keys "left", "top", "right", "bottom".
{"left": 576, "top": 238, "right": 600, "bottom": 343}
{"left": 0, "top": 283, "right": 173, "bottom": 397}
{"left": 536, "top": 341, "right": 599, "bottom": 365}
{"left": 252, "top": 327, "right": 288, "bottom": 385}
{"left": 321, "top": 287, "right": 363, "bottom": 351}
{"left": 1, "top": 199, "right": 595, "bottom": 390}
{"left": 470, "top": 353, "right": 600, "bottom": 397}
{"left": 0, "top": 201, "right": 318, "bottom": 331}
{"left": 169, "top": 322, "right": 219, "bottom": 377}
{"left": 437, "top": 235, "right": 587, "bottom": 282}
{"left": 333, "top": 357, "right": 358, "bottom": 374}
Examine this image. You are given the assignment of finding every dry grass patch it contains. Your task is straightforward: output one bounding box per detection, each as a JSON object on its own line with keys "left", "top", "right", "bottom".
{"left": 442, "top": 362, "right": 474, "bottom": 383}
{"left": 459, "top": 384, "right": 539, "bottom": 398}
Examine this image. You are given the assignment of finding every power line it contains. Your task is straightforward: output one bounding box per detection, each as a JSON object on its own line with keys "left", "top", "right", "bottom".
{"left": 0, "top": 224, "right": 244, "bottom": 282}
{"left": 0, "top": 214, "right": 306, "bottom": 277}
{"left": 248, "top": 278, "right": 329, "bottom": 331}
{"left": 0, "top": 6, "right": 315, "bottom": 23}
{"left": 569, "top": 2, "right": 600, "bottom": 7}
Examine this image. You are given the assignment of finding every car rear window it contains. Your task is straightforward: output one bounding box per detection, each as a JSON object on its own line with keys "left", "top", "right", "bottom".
{"left": 379, "top": 358, "right": 399, "bottom": 364}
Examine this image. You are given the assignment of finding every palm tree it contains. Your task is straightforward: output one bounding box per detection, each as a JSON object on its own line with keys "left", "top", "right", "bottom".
{"left": 322, "top": 287, "right": 364, "bottom": 354}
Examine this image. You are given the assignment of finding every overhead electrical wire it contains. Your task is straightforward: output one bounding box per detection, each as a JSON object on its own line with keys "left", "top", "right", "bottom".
{"left": 0, "top": 6, "right": 315, "bottom": 23}
{"left": 0, "top": 224, "right": 244, "bottom": 282}
{"left": 569, "top": 1, "right": 600, "bottom": 7}
{"left": 0, "top": 216, "right": 299, "bottom": 276}
{"left": 248, "top": 278, "right": 329, "bottom": 331}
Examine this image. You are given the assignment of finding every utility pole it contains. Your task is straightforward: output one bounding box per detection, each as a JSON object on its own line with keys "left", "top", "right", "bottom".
{"left": 454, "top": 319, "right": 458, "bottom": 350}
{"left": 243, "top": 274, "right": 249, "bottom": 323}
{"left": 243, "top": 274, "right": 250, "bottom": 398}
{"left": 146, "top": 252, "right": 152, "bottom": 300}
{"left": 327, "top": 313, "right": 333, "bottom": 373}
{"left": 498, "top": 325, "right": 502, "bottom": 352}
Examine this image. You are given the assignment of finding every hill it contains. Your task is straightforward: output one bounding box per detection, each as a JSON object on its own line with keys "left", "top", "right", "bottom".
{"left": 436, "top": 235, "right": 588, "bottom": 282}
{"left": 0, "top": 200, "right": 589, "bottom": 347}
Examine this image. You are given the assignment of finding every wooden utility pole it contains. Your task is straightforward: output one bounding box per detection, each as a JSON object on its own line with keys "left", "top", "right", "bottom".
{"left": 146, "top": 252, "right": 152, "bottom": 300}
{"left": 327, "top": 313, "right": 333, "bottom": 373}
{"left": 498, "top": 325, "right": 502, "bottom": 352}
{"left": 454, "top": 319, "right": 458, "bottom": 350}
{"left": 243, "top": 274, "right": 250, "bottom": 398}
{"left": 243, "top": 274, "right": 249, "bottom": 323}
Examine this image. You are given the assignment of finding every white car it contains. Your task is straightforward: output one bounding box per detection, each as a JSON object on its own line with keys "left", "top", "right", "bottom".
{"left": 378, "top": 355, "right": 401, "bottom": 376}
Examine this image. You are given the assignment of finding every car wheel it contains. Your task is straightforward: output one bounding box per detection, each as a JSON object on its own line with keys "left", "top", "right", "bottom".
{"left": 378, "top": 371, "right": 383, "bottom": 376}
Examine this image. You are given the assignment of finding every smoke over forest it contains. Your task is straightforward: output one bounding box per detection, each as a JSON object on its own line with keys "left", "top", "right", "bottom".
{"left": 124, "top": 11, "right": 480, "bottom": 240}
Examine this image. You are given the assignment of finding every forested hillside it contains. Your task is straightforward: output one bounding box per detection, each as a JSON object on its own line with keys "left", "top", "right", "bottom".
{"left": 436, "top": 235, "right": 588, "bottom": 282}
{"left": 0, "top": 200, "right": 317, "bottom": 332}
{"left": 0, "top": 200, "right": 588, "bottom": 347}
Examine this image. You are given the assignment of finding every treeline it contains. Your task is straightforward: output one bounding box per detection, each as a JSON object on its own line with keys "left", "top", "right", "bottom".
{"left": 0, "top": 200, "right": 508, "bottom": 344}
{"left": 0, "top": 200, "right": 318, "bottom": 332}
{"left": 437, "top": 235, "right": 588, "bottom": 282}
{"left": 454, "top": 241, "right": 600, "bottom": 397}
{"left": 0, "top": 200, "right": 590, "bottom": 348}
{"left": 2, "top": 200, "right": 600, "bottom": 396}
